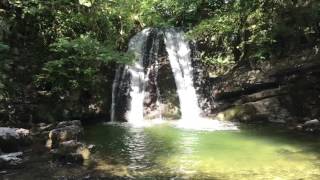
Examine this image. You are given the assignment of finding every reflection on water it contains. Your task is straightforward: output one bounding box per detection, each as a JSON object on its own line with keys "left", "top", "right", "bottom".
{"left": 84, "top": 123, "right": 320, "bottom": 179}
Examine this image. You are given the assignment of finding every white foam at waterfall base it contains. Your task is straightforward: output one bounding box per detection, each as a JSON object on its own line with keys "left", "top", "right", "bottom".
{"left": 173, "top": 118, "right": 239, "bottom": 131}
{"left": 126, "top": 28, "right": 151, "bottom": 125}
{"left": 104, "top": 118, "right": 238, "bottom": 131}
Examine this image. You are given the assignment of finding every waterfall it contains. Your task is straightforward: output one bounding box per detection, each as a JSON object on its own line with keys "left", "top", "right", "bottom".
{"left": 164, "top": 29, "right": 201, "bottom": 121}
{"left": 126, "top": 29, "right": 151, "bottom": 124}
{"left": 110, "top": 28, "right": 201, "bottom": 123}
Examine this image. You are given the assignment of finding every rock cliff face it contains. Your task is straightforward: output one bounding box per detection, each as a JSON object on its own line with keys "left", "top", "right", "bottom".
{"left": 208, "top": 50, "right": 320, "bottom": 131}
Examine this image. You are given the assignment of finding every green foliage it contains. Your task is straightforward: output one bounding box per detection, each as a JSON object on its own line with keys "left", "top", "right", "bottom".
{"left": 0, "top": 0, "right": 140, "bottom": 123}
{"left": 203, "top": 55, "right": 235, "bottom": 77}
{"left": 138, "top": 0, "right": 226, "bottom": 27}
{"left": 35, "top": 35, "right": 131, "bottom": 94}
{"left": 148, "top": 0, "right": 202, "bottom": 25}
{"left": 189, "top": 0, "right": 320, "bottom": 65}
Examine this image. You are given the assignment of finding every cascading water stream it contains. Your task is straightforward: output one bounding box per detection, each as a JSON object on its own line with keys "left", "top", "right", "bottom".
{"left": 111, "top": 28, "right": 201, "bottom": 123}
{"left": 164, "top": 29, "right": 201, "bottom": 122}
{"left": 126, "top": 29, "right": 151, "bottom": 124}
{"left": 110, "top": 28, "right": 238, "bottom": 130}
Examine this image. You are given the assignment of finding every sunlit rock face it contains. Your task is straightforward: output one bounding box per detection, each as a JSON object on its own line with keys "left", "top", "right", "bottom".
{"left": 110, "top": 28, "right": 207, "bottom": 123}
{"left": 189, "top": 41, "right": 213, "bottom": 116}
{"left": 143, "top": 30, "right": 181, "bottom": 120}
{"left": 208, "top": 50, "right": 320, "bottom": 127}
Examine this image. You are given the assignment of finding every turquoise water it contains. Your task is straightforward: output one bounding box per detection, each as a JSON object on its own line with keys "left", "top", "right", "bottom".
{"left": 84, "top": 123, "right": 320, "bottom": 179}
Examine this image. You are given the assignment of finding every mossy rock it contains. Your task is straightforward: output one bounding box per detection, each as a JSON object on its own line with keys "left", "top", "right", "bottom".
{"left": 216, "top": 104, "right": 267, "bottom": 122}
{"left": 161, "top": 103, "right": 181, "bottom": 120}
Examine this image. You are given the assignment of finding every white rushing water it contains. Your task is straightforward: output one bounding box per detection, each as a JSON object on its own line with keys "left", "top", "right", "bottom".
{"left": 164, "top": 29, "right": 201, "bottom": 122}
{"left": 111, "top": 28, "right": 237, "bottom": 131}
{"left": 126, "top": 29, "right": 151, "bottom": 125}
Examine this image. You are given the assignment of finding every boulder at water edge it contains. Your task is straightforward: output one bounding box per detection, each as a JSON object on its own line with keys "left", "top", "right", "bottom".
{"left": 0, "top": 152, "right": 23, "bottom": 169}
{"left": 46, "top": 120, "right": 94, "bottom": 164}
{"left": 0, "top": 128, "right": 31, "bottom": 153}
{"left": 46, "top": 120, "right": 84, "bottom": 149}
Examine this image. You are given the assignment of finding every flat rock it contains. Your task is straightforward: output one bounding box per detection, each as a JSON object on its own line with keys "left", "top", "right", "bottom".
{"left": 0, "top": 152, "right": 23, "bottom": 162}
{"left": 0, "top": 128, "right": 30, "bottom": 140}
{"left": 38, "top": 123, "right": 54, "bottom": 132}
{"left": 50, "top": 149, "right": 84, "bottom": 164}
{"left": 0, "top": 128, "right": 31, "bottom": 152}
{"left": 0, "top": 152, "right": 23, "bottom": 169}
{"left": 59, "top": 140, "right": 84, "bottom": 153}
{"left": 303, "top": 119, "right": 320, "bottom": 132}
{"left": 304, "top": 119, "right": 320, "bottom": 126}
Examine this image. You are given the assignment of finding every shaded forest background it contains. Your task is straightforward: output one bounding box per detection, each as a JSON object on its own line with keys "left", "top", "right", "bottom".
{"left": 0, "top": 0, "right": 319, "bottom": 126}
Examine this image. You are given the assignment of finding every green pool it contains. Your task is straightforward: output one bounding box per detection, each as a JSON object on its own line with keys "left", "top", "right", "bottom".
{"left": 83, "top": 122, "right": 320, "bottom": 179}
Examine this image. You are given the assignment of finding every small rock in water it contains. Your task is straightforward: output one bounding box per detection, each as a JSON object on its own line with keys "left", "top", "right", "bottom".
{"left": 295, "top": 124, "right": 303, "bottom": 131}
{"left": 38, "top": 123, "right": 54, "bottom": 131}
{"left": 0, "top": 152, "right": 23, "bottom": 168}
{"left": 88, "top": 144, "right": 95, "bottom": 151}
{"left": 0, "top": 152, "right": 23, "bottom": 162}
{"left": 303, "top": 119, "right": 320, "bottom": 132}
{"left": 304, "top": 119, "right": 320, "bottom": 126}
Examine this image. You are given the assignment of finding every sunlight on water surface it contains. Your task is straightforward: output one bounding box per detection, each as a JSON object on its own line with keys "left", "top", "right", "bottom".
{"left": 84, "top": 123, "right": 320, "bottom": 179}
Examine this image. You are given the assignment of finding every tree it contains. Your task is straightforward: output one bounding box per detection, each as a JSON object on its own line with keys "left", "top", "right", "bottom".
{"left": 189, "top": 0, "right": 320, "bottom": 68}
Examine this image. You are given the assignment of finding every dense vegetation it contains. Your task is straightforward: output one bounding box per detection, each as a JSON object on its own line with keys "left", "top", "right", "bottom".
{"left": 0, "top": 0, "right": 319, "bottom": 125}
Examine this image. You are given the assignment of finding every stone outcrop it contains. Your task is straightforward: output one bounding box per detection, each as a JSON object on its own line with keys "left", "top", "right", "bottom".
{"left": 209, "top": 50, "right": 320, "bottom": 132}
{"left": 0, "top": 127, "right": 31, "bottom": 169}
{"left": 0, "top": 127, "right": 31, "bottom": 153}
{"left": 46, "top": 120, "right": 83, "bottom": 149}
{"left": 0, "top": 152, "right": 23, "bottom": 169}
{"left": 302, "top": 119, "right": 320, "bottom": 132}
{"left": 46, "top": 120, "right": 94, "bottom": 164}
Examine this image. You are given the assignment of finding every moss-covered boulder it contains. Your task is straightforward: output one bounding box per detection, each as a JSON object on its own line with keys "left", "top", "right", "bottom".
{"left": 45, "top": 120, "right": 94, "bottom": 164}
{"left": 50, "top": 140, "right": 93, "bottom": 164}
{"left": 46, "top": 120, "right": 83, "bottom": 149}
{"left": 216, "top": 97, "right": 290, "bottom": 123}
{"left": 216, "top": 104, "right": 263, "bottom": 122}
